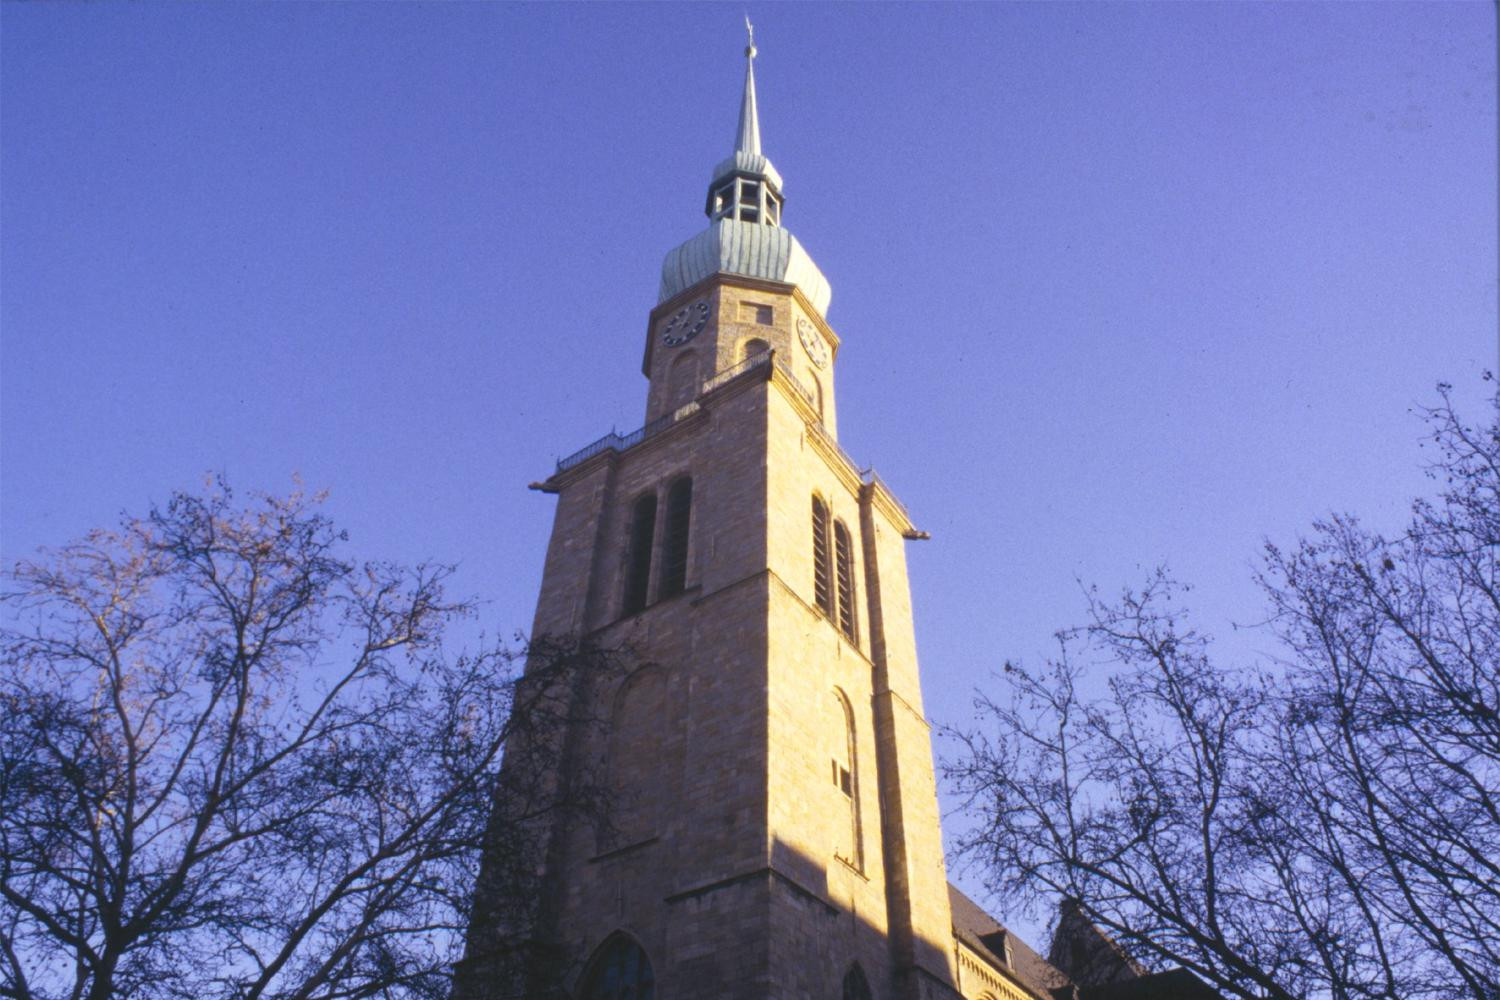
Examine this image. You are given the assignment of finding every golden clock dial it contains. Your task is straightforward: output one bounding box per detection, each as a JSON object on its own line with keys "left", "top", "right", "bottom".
{"left": 797, "top": 317, "right": 828, "bottom": 369}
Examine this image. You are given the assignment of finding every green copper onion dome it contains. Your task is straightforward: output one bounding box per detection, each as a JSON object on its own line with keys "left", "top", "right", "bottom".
{"left": 658, "top": 21, "right": 832, "bottom": 318}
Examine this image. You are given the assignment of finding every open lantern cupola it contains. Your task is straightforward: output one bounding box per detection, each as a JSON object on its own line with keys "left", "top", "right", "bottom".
{"left": 705, "top": 23, "right": 783, "bottom": 226}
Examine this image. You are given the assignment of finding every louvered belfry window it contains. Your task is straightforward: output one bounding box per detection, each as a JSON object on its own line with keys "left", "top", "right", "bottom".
{"left": 812, "top": 497, "right": 834, "bottom": 617}
{"left": 833, "top": 520, "right": 856, "bottom": 641}
{"left": 659, "top": 477, "right": 692, "bottom": 599}
{"left": 622, "top": 493, "right": 657, "bottom": 616}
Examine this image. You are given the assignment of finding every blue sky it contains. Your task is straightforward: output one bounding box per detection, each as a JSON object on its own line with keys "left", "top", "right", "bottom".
{"left": 3, "top": 0, "right": 1496, "bottom": 933}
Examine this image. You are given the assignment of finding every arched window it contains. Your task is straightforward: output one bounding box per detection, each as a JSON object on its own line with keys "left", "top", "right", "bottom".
{"left": 833, "top": 520, "right": 857, "bottom": 641}
{"left": 659, "top": 477, "right": 692, "bottom": 599}
{"left": 668, "top": 351, "right": 699, "bottom": 411}
{"left": 622, "top": 493, "right": 657, "bottom": 616}
{"left": 811, "top": 496, "right": 833, "bottom": 617}
{"left": 841, "top": 964, "right": 872, "bottom": 1000}
{"left": 580, "top": 933, "right": 656, "bottom": 1000}
{"left": 741, "top": 337, "right": 770, "bottom": 362}
{"left": 831, "top": 689, "right": 862, "bottom": 869}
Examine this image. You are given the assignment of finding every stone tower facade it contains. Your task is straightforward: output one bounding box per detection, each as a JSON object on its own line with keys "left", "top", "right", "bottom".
{"left": 459, "top": 30, "right": 977, "bottom": 1000}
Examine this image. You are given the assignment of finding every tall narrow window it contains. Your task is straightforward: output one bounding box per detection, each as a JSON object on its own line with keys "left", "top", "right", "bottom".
{"left": 833, "top": 520, "right": 856, "bottom": 641}
{"left": 831, "top": 689, "right": 862, "bottom": 870}
{"left": 622, "top": 493, "right": 656, "bottom": 615}
{"left": 659, "top": 477, "right": 692, "bottom": 599}
{"left": 811, "top": 497, "right": 833, "bottom": 616}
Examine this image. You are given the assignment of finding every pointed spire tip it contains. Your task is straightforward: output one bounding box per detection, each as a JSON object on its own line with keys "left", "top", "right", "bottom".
{"left": 734, "top": 17, "right": 761, "bottom": 157}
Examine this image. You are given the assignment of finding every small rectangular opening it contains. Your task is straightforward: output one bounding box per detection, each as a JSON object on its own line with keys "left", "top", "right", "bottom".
{"left": 740, "top": 302, "right": 773, "bottom": 325}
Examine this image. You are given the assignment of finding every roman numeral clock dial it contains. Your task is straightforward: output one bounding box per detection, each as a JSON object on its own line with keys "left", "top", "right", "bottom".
{"left": 661, "top": 299, "right": 711, "bottom": 346}
{"left": 797, "top": 316, "right": 829, "bottom": 369}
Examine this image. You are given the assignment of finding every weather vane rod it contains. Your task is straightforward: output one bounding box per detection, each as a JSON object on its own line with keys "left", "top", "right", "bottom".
{"left": 745, "top": 15, "right": 756, "bottom": 59}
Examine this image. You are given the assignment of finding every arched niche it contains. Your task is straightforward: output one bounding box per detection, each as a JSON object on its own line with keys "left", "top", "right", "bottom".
{"left": 667, "top": 350, "right": 699, "bottom": 411}
{"left": 606, "top": 666, "right": 671, "bottom": 846}
{"left": 741, "top": 337, "right": 770, "bottom": 362}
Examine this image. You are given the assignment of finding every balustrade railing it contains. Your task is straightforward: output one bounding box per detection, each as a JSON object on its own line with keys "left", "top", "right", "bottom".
{"left": 863, "top": 468, "right": 916, "bottom": 527}
{"left": 555, "top": 352, "right": 915, "bottom": 532}
{"left": 700, "top": 350, "right": 772, "bottom": 395}
{"left": 556, "top": 402, "right": 701, "bottom": 472}
{"left": 807, "top": 420, "right": 866, "bottom": 479}
{"left": 557, "top": 351, "right": 783, "bottom": 473}
{"left": 771, "top": 354, "right": 816, "bottom": 409}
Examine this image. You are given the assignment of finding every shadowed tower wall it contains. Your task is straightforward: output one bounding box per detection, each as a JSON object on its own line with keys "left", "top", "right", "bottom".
{"left": 457, "top": 30, "right": 963, "bottom": 1000}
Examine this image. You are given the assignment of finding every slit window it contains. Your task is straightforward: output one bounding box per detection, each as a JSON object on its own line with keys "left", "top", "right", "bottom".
{"left": 622, "top": 493, "right": 657, "bottom": 615}
{"left": 659, "top": 477, "right": 692, "bottom": 599}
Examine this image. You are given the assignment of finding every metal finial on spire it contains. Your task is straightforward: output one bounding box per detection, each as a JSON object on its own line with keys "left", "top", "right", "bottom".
{"left": 735, "top": 17, "right": 761, "bottom": 155}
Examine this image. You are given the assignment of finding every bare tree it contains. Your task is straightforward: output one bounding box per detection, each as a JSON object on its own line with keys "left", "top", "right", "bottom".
{"left": 0, "top": 481, "right": 621, "bottom": 1000}
{"left": 949, "top": 387, "right": 1500, "bottom": 1000}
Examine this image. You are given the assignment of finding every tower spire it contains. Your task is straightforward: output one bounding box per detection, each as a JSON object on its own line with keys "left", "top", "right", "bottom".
{"left": 665, "top": 20, "right": 829, "bottom": 316}
{"left": 736, "top": 16, "right": 761, "bottom": 157}
{"left": 703, "top": 19, "right": 783, "bottom": 225}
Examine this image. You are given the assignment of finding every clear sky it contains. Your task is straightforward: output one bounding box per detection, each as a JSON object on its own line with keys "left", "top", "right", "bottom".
{"left": 3, "top": 0, "right": 1496, "bottom": 935}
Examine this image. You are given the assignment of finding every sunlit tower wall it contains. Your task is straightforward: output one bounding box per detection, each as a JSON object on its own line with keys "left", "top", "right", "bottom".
{"left": 458, "top": 29, "right": 962, "bottom": 1000}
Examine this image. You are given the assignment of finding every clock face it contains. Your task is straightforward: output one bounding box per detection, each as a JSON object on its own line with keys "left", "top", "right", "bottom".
{"left": 797, "top": 317, "right": 829, "bottom": 369}
{"left": 661, "top": 300, "right": 711, "bottom": 347}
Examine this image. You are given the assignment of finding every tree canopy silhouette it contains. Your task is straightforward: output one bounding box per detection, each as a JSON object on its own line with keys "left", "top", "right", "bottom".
{"left": 950, "top": 387, "right": 1499, "bottom": 1000}
{"left": 0, "top": 481, "right": 621, "bottom": 1000}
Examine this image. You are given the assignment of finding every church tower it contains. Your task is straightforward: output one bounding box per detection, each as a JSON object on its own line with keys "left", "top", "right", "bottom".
{"left": 460, "top": 28, "right": 966, "bottom": 1000}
